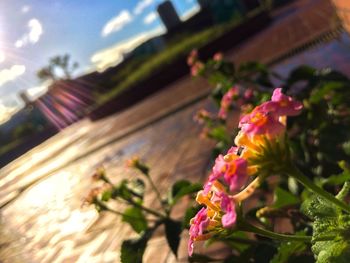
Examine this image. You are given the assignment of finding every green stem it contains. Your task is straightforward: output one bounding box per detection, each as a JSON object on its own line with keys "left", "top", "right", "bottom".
{"left": 287, "top": 165, "right": 350, "bottom": 214}
{"left": 95, "top": 198, "right": 165, "bottom": 220}
{"left": 127, "top": 198, "right": 166, "bottom": 219}
{"left": 145, "top": 172, "right": 167, "bottom": 212}
{"left": 225, "top": 235, "right": 273, "bottom": 246}
{"left": 238, "top": 219, "right": 312, "bottom": 242}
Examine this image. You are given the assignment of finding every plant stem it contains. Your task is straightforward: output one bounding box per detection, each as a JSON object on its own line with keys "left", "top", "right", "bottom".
{"left": 95, "top": 199, "right": 164, "bottom": 220}
{"left": 238, "top": 219, "right": 312, "bottom": 242}
{"left": 233, "top": 175, "right": 264, "bottom": 202}
{"left": 127, "top": 198, "right": 166, "bottom": 219}
{"left": 287, "top": 164, "right": 350, "bottom": 214}
{"left": 145, "top": 172, "right": 167, "bottom": 212}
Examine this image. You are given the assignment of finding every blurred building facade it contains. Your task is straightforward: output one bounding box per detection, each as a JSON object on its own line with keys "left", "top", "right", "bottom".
{"left": 157, "top": 1, "right": 181, "bottom": 32}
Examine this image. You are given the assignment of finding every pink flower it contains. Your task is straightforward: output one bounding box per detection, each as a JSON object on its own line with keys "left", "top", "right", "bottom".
{"left": 223, "top": 157, "right": 247, "bottom": 192}
{"left": 188, "top": 207, "right": 210, "bottom": 256}
{"left": 244, "top": 88, "right": 254, "bottom": 100}
{"left": 239, "top": 104, "right": 285, "bottom": 138}
{"left": 271, "top": 88, "right": 303, "bottom": 116}
{"left": 191, "top": 62, "right": 204, "bottom": 76}
{"left": 213, "top": 52, "right": 223, "bottom": 61}
{"left": 210, "top": 151, "right": 248, "bottom": 192}
{"left": 193, "top": 109, "right": 211, "bottom": 124}
{"left": 187, "top": 49, "right": 198, "bottom": 66}
{"left": 218, "top": 86, "right": 239, "bottom": 119}
{"left": 220, "top": 193, "right": 237, "bottom": 228}
{"left": 238, "top": 89, "right": 303, "bottom": 138}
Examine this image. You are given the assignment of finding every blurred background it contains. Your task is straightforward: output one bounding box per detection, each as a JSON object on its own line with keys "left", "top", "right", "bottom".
{"left": 0, "top": 0, "right": 350, "bottom": 262}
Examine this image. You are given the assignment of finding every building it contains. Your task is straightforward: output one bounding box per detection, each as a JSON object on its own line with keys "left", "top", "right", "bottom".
{"left": 157, "top": 1, "right": 181, "bottom": 32}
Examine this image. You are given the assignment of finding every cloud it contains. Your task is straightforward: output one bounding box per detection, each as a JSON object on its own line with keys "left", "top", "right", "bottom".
{"left": 102, "top": 10, "right": 132, "bottom": 37}
{"left": 21, "top": 5, "right": 31, "bottom": 13}
{"left": 143, "top": 12, "right": 158, "bottom": 25}
{"left": 15, "top": 19, "right": 43, "bottom": 48}
{"left": 0, "top": 50, "right": 5, "bottom": 63}
{"left": 0, "top": 65, "right": 26, "bottom": 87}
{"left": 134, "top": 0, "right": 154, "bottom": 15}
{"left": 26, "top": 82, "right": 49, "bottom": 99}
{"left": 92, "top": 26, "right": 165, "bottom": 71}
{"left": 0, "top": 103, "right": 18, "bottom": 125}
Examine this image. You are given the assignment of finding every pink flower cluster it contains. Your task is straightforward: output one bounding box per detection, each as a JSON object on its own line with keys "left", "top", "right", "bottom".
{"left": 218, "top": 86, "right": 256, "bottom": 119}
{"left": 218, "top": 86, "right": 239, "bottom": 119}
{"left": 188, "top": 88, "right": 303, "bottom": 256}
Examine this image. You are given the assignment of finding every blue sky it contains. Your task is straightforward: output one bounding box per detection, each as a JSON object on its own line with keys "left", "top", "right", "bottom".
{"left": 0, "top": 0, "right": 199, "bottom": 123}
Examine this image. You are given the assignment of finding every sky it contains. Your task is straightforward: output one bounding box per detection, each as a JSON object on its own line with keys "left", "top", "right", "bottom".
{"left": 0, "top": 0, "right": 199, "bottom": 124}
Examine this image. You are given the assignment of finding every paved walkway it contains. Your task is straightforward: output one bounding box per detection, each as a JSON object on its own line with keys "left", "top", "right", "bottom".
{"left": 1, "top": 0, "right": 350, "bottom": 262}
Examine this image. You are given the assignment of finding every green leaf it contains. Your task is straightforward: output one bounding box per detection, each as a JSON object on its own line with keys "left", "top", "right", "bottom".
{"left": 101, "top": 190, "right": 112, "bottom": 202}
{"left": 301, "top": 193, "right": 337, "bottom": 220}
{"left": 270, "top": 232, "right": 308, "bottom": 263}
{"left": 164, "top": 219, "right": 182, "bottom": 257}
{"left": 208, "top": 125, "right": 231, "bottom": 144}
{"left": 273, "top": 187, "right": 300, "bottom": 209}
{"left": 301, "top": 183, "right": 350, "bottom": 263}
{"left": 286, "top": 65, "right": 316, "bottom": 85}
{"left": 221, "top": 231, "right": 251, "bottom": 253}
{"left": 312, "top": 236, "right": 350, "bottom": 263}
{"left": 112, "top": 180, "right": 132, "bottom": 200}
{"left": 122, "top": 207, "right": 147, "bottom": 233}
{"left": 309, "top": 82, "right": 345, "bottom": 104}
{"left": 129, "top": 179, "right": 146, "bottom": 200}
{"left": 321, "top": 169, "right": 350, "bottom": 187}
{"left": 238, "top": 243, "right": 277, "bottom": 263}
{"left": 168, "top": 180, "right": 202, "bottom": 206}
{"left": 120, "top": 236, "right": 148, "bottom": 263}
{"left": 342, "top": 142, "right": 350, "bottom": 156}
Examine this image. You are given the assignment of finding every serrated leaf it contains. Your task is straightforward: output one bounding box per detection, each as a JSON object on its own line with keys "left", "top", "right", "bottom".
{"left": 301, "top": 194, "right": 337, "bottom": 220}
{"left": 168, "top": 180, "right": 202, "bottom": 206}
{"left": 164, "top": 219, "right": 182, "bottom": 258}
{"left": 273, "top": 187, "right": 300, "bottom": 209}
{"left": 122, "top": 207, "right": 147, "bottom": 233}
{"left": 302, "top": 183, "right": 350, "bottom": 263}
{"left": 312, "top": 237, "right": 350, "bottom": 263}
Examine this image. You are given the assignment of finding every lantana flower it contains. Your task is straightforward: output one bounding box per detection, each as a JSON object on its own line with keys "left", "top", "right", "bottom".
{"left": 191, "top": 61, "right": 205, "bottom": 77}
{"left": 218, "top": 86, "right": 239, "bottom": 119}
{"left": 189, "top": 88, "right": 303, "bottom": 256}
{"left": 187, "top": 49, "right": 198, "bottom": 66}
{"left": 213, "top": 52, "right": 223, "bottom": 62}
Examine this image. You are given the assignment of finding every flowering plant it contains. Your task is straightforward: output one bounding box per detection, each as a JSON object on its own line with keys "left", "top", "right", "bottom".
{"left": 190, "top": 52, "right": 350, "bottom": 179}
{"left": 84, "top": 158, "right": 202, "bottom": 263}
{"left": 188, "top": 88, "right": 350, "bottom": 262}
